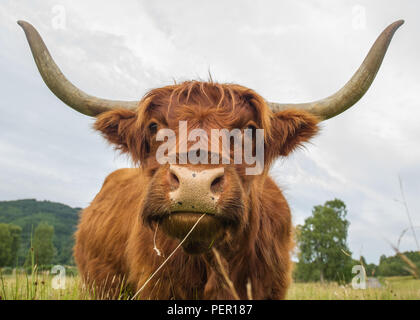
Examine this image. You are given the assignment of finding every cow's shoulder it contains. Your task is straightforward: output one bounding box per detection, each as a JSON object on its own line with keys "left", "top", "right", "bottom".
{"left": 96, "top": 168, "right": 145, "bottom": 201}
{"left": 262, "top": 176, "right": 291, "bottom": 216}
{"left": 85, "top": 168, "right": 144, "bottom": 217}
{"left": 102, "top": 168, "right": 142, "bottom": 186}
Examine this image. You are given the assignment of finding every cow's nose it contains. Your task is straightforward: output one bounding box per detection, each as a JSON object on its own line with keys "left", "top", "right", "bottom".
{"left": 168, "top": 165, "right": 224, "bottom": 214}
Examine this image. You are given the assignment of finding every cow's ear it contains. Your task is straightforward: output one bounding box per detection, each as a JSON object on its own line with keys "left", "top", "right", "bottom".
{"left": 94, "top": 109, "right": 137, "bottom": 153}
{"left": 269, "top": 109, "right": 319, "bottom": 156}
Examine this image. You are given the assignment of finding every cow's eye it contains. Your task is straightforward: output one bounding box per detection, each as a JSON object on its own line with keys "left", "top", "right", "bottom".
{"left": 148, "top": 122, "right": 158, "bottom": 134}
{"left": 245, "top": 124, "right": 257, "bottom": 131}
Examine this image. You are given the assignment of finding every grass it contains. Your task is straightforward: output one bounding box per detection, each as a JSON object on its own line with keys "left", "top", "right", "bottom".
{"left": 287, "top": 276, "right": 420, "bottom": 300}
{"left": 0, "top": 272, "right": 83, "bottom": 300}
{"left": 0, "top": 271, "right": 419, "bottom": 300}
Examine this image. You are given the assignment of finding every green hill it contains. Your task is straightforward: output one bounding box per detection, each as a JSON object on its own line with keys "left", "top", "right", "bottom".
{"left": 377, "top": 251, "right": 420, "bottom": 277}
{"left": 0, "top": 199, "right": 80, "bottom": 265}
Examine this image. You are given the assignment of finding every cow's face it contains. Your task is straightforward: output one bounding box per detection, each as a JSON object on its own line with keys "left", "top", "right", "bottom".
{"left": 94, "top": 81, "right": 319, "bottom": 254}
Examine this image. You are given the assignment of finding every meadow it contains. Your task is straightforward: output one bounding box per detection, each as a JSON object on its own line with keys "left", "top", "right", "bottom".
{"left": 1, "top": 272, "right": 419, "bottom": 300}
{"left": 287, "top": 276, "right": 420, "bottom": 300}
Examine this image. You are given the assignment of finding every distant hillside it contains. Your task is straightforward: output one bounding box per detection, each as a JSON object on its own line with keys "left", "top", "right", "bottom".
{"left": 0, "top": 199, "right": 81, "bottom": 265}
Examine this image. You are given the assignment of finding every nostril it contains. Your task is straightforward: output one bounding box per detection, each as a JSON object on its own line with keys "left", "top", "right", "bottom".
{"left": 210, "top": 175, "right": 224, "bottom": 194}
{"left": 169, "top": 171, "right": 180, "bottom": 190}
{"left": 211, "top": 176, "right": 221, "bottom": 187}
{"left": 149, "top": 168, "right": 157, "bottom": 177}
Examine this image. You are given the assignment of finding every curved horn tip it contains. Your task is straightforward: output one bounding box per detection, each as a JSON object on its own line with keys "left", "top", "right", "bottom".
{"left": 17, "top": 20, "right": 30, "bottom": 28}
{"left": 17, "top": 20, "right": 36, "bottom": 35}
{"left": 387, "top": 19, "right": 405, "bottom": 33}
{"left": 393, "top": 19, "right": 405, "bottom": 27}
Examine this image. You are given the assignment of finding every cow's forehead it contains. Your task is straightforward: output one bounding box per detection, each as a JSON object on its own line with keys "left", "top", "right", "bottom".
{"left": 134, "top": 81, "right": 272, "bottom": 133}
{"left": 143, "top": 97, "right": 261, "bottom": 130}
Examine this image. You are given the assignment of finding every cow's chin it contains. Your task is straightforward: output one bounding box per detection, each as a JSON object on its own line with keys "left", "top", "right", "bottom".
{"left": 160, "top": 212, "right": 224, "bottom": 255}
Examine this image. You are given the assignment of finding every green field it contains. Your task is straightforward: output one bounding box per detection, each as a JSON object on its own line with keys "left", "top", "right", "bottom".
{"left": 287, "top": 276, "right": 420, "bottom": 300}
{"left": 1, "top": 272, "right": 419, "bottom": 300}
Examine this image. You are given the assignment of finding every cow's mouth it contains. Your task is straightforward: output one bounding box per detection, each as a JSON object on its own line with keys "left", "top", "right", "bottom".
{"left": 160, "top": 212, "right": 224, "bottom": 254}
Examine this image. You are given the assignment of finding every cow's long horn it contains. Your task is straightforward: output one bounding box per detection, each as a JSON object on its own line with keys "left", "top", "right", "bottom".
{"left": 268, "top": 20, "right": 404, "bottom": 120}
{"left": 18, "top": 20, "right": 138, "bottom": 117}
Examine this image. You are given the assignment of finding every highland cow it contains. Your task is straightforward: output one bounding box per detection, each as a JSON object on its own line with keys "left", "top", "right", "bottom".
{"left": 18, "top": 20, "right": 403, "bottom": 299}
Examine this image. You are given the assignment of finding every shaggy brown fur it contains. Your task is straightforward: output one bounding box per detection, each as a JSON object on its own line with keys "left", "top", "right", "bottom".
{"left": 74, "top": 81, "right": 319, "bottom": 299}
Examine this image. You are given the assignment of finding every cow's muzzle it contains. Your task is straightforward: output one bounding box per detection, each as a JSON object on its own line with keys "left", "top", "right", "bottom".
{"left": 168, "top": 165, "right": 224, "bottom": 214}
{"left": 158, "top": 165, "right": 225, "bottom": 254}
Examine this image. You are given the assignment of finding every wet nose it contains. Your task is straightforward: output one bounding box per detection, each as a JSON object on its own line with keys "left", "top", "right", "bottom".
{"left": 168, "top": 165, "right": 224, "bottom": 214}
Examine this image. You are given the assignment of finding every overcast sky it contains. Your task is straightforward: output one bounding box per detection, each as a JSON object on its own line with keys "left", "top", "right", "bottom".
{"left": 0, "top": 0, "right": 419, "bottom": 264}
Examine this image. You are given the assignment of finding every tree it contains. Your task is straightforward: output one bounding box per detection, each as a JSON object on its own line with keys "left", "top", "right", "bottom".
{"left": 294, "top": 199, "right": 353, "bottom": 283}
{"left": 0, "top": 223, "right": 22, "bottom": 267}
{"left": 0, "top": 224, "right": 12, "bottom": 267}
{"left": 359, "top": 255, "right": 377, "bottom": 277}
{"left": 7, "top": 224, "right": 22, "bottom": 266}
{"left": 31, "top": 222, "right": 56, "bottom": 266}
{"left": 377, "top": 251, "right": 420, "bottom": 277}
